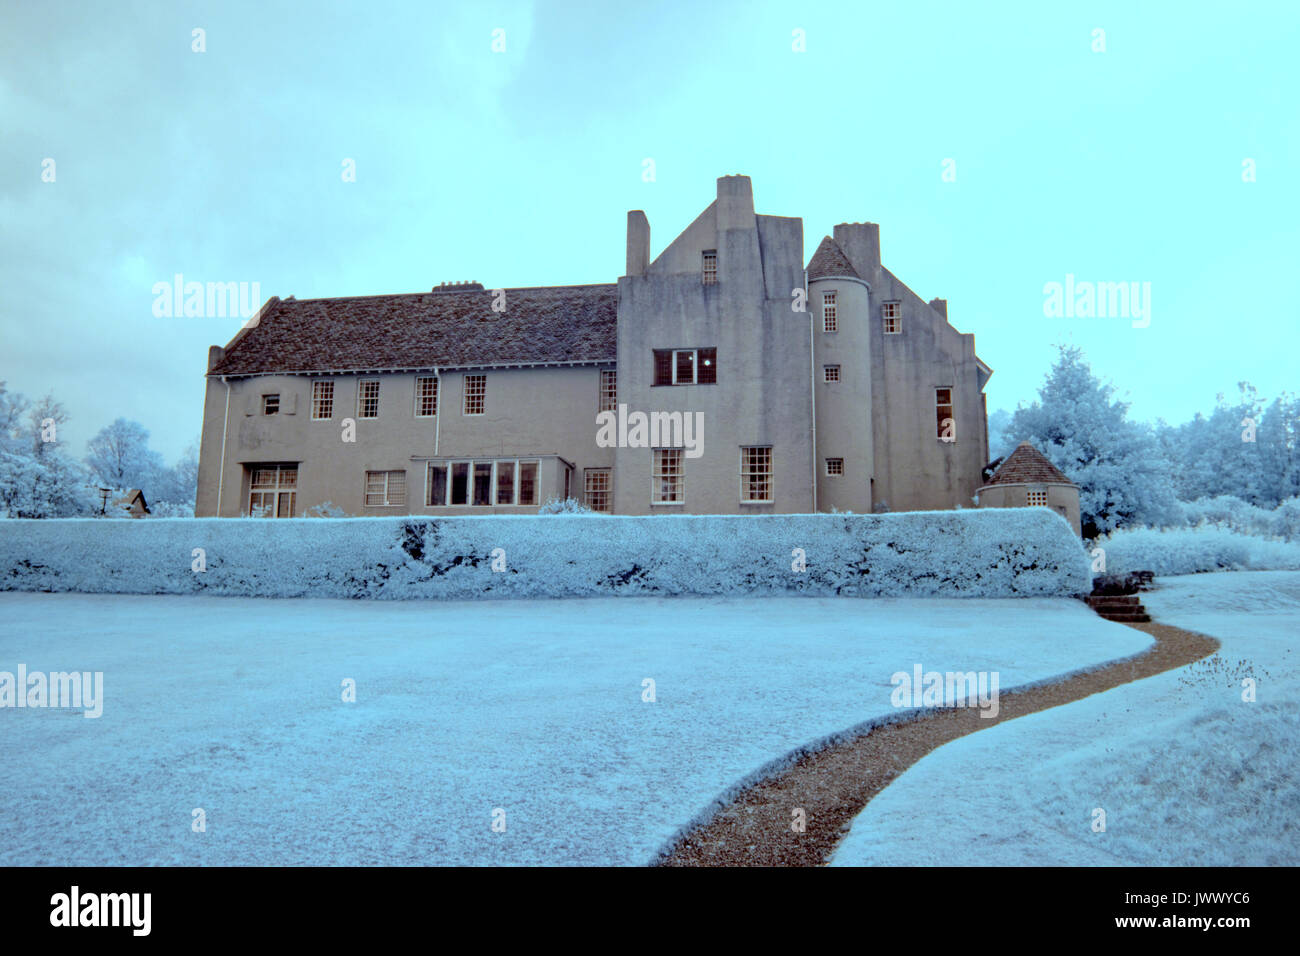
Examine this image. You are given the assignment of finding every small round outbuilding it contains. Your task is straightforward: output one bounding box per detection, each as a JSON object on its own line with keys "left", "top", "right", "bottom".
{"left": 976, "top": 441, "right": 1081, "bottom": 536}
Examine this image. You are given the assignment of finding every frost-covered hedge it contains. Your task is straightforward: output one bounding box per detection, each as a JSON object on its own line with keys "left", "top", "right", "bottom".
{"left": 0, "top": 509, "right": 1091, "bottom": 600}
{"left": 1098, "top": 525, "right": 1300, "bottom": 576}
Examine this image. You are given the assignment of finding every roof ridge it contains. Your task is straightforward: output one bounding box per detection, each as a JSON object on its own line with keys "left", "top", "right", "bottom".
{"left": 278, "top": 282, "right": 618, "bottom": 307}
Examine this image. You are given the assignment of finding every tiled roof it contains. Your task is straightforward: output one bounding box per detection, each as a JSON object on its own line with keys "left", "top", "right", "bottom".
{"left": 806, "top": 236, "right": 861, "bottom": 280}
{"left": 984, "top": 442, "right": 1074, "bottom": 486}
{"left": 208, "top": 284, "right": 619, "bottom": 377}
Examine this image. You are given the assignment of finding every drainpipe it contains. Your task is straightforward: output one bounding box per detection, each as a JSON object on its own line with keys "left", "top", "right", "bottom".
{"left": 216, "top": 378, "right": 231, "bottom": 516}
{"left": 807, "top": 269, "right": 817, "bottom": 514}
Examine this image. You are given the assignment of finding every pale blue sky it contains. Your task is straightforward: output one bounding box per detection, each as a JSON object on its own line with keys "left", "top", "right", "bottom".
{"left": 2, "top": 1, "right": 1297, "bottom": 461}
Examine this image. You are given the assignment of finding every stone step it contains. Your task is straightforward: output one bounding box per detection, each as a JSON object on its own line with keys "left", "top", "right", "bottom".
{"left": 1098, "top": 611, "right": 1151, "bottom": 623}
{"left": 1087, "top": 594, "right": 1140, "bottom": 606}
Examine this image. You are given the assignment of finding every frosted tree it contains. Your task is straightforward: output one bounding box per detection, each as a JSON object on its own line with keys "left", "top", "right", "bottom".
{"left": 1169, "top": 383, "right": 1266, "bottom": 504}
{"left": 1257, "top": 393, "right": 1300, "bottom": 506}
{"left": 25, "top": 392, "right": 70, "bottom": 457}
{"left": 85, "top": 418, "right": 166, "bottom": 492}
{"left": 1006, "top": 346, "right": 1179, "bottom": 536}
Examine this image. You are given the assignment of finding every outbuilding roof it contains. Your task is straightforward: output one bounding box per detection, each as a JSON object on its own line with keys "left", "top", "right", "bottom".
{"left": 983, "top": 441, "right": 1074, "bottom": 486}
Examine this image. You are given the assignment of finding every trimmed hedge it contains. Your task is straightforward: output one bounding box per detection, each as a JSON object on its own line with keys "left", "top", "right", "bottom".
{"left": 0, "top": 509, "right": 1091, "bottom": 600}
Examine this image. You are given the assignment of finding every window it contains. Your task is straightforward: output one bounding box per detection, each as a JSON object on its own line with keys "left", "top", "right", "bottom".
{"left": 1027, "top": 489, "right": 1049, "bottom": 507}
{"left": 826, "top": 458, "right": 844, "bottom": 476}
{"left": 496, "top": 461, "right": 515, "bottom": 505}
{"left": 262, "top": 394, "right": 280, "bottom": 415}
{"left": 518, "top": 461, "right": 538, "bottom": 505}
{"left": 824, "top": 365, "right": 840, "bottom": 383}
{"left": 248, "top": 465, "right": 297, "bottom": 518}
{"left": 936, "top": 387, "right": 955, "bottom": 442}
{"left": 823, "top": 291, "right": 837, "bottom": 332}
{"left": 426, "top": 463, "right": 447, "bottom": 506}
{"left": 357, "top": 380, "right": 380, "bottom": 419}
{"left": 464, "top": 374, "right": 486, "bottom": 415}
{"left": 882, "top": 302, "right": 902, "bottom": 334}
{"left": 472, "top": 462, "right": 493, "bottom": 506}
{"left": 653, "top": 348, "right": 717, "bottom": 385}
{"left": 450, "top": 462, "right": 469, "bottom": 505}
{"left": 415, "top": 376, "right": 439, "bottom": 417}
{"left": 652, "top": 449, "right": 684, "bottom": 504}
{"left": 584, "top": 468, "right": 611, "bottom": 512}
{"left": 702, "top": 250, "right": 718, "bottom": 285}
{"left": 740, "top": 446, "right": 773, "bottom": 502}
{"left": 599, "top": 369, "right": 617, "bottom": 412}
{"left": 312, "top": 381, "right": 334, "bottom": 419}
{"left": 365, "top": 470, "right": 406, "bottom": 507}
{"left": 431, "top": 459, "right": 539, "bottom": 506}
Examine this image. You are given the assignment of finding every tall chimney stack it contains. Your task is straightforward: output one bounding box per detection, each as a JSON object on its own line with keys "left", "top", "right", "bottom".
{"left": 626, "top": 210, "right": 650, "bottom": 276}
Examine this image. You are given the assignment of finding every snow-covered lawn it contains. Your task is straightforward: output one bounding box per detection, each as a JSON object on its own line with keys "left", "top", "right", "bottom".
{"left": 0, "top": 593, "right": 1148, "bottom": 866}
{"left": 831, "top": 570, "right": 1300, "bottom": 866}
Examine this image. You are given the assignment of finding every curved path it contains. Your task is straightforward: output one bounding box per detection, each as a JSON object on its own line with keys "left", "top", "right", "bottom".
{"left": 656, "top": 619, "right": 1219, "bottom": 867}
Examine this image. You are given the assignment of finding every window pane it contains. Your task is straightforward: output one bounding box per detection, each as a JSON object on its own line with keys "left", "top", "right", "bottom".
{"left": 388, "top": 471, "right": 406, "bottom": 507}
{"left": 518, "top": 461, "right": 538, "bottom": 505}
{"left": 473, "top": 462, "right": 493, "bottom": 506}
{"left": 450, "top": 462, "right": 469, "bottom": 505}
{"left": 276, "top": 491, "right": 295, "bottom": 517}
{"left": 496, "top": 461, "right": 515, "bottom": 505}
{"left": 698, "top": 348, "right": 717, "bottom": 384}
{"left": 675, "top": 350, "right": 695, "bottom": 384}
{"left": 312, "top": 380, "right": 334, "bottom": 419}
{"left": 584, "top": 468, "right": 611, "bottom": 512}
{"left": 653, "top": 350, "right": 672, "bottom": 386}
{"left": 416, "top": 377, "right": 438, "bottom": 417}
{"left": 428, "top": 464, "right": 447, "bottom": 506}
{"left": 599, "top": 369, "right": 617, "bottom": 411}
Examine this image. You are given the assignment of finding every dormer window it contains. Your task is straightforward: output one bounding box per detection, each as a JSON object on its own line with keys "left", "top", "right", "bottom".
{"left": 702, "top": 250, "right": 717, "bottom": 285}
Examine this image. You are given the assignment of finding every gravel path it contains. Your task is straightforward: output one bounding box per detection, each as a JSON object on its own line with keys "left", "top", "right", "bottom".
{"left": 656, "top": 619, "right": 1220, "bottom": 867}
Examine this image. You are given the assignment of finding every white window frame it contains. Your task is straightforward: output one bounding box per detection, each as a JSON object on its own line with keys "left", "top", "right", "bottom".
{"left": 599, "top": 369, "right": 617, "bottom": 412}
{"left": 882, "top": 301, "right": 902, "bottom": 334}
{"left": 584, "top": 467, "right": 612, "bottom": 513}
{"left": 248, "top": 464, "right": 297, "bottom": 518}
{"left": 824, "top": 365, "right": 840, "bottom": 383}
{"left": 651, "top": 448, "right": 684, "bottom": 505}
{"left": 423, "top": 458, "right": 540, "bottom": 507}
{"left": 311, "top": 380, "right": 334, "bottom": 420}
{"left": 464, "top": 374, "right": 486, "bottom": 415}
{"left": 364, "top": 469, "right": 407, "bottom": 508}
{"left": 823, "top": 291, "right": 837, "bottom": 332}
{"left": 262, "top": 393, "right": 280, "bottom": 415}
{"left": 357, "top": 380, "right": 380, "bottom": 419}
{"left": 739, "top": 446, "right": 773, "bottom": 503}
{"left": 414, "top": 376, "right": 439, "bottom": 418}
